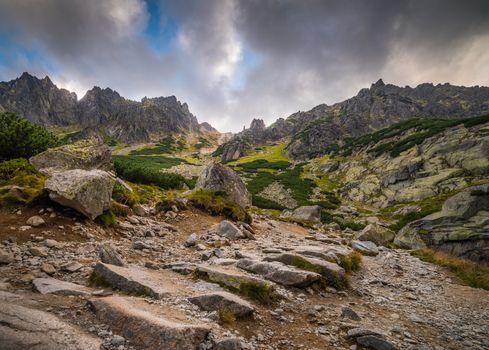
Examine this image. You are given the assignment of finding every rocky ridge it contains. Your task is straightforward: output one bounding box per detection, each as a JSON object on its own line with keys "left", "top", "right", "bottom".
{"left": 0, "top": 72, "right": 217, "bottom": 144}
{"left": 217, "top": 79, "right": 489, "bottom": 161}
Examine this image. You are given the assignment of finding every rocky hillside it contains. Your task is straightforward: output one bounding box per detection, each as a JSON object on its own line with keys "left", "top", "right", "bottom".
{"left": 0, "top": 73, "right": 217, "bottom": 144}
{"left": 217, "top": 79, "right": 489, "bottom": 161}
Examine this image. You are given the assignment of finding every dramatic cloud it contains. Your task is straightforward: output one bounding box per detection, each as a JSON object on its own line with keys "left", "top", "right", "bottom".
{"left": 0, "top": 0, "right": 488, "bottom": 131}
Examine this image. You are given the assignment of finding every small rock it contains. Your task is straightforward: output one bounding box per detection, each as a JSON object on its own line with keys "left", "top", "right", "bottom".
{"left": 41, "top": 263, "right": 56, "bottom": 275}
{"left": 351, "top": 240, "right": 379, "bottom": 256}
{"left": 61, "top": 261, "right": 83, "bottom": 273}
{"left": 132, "top": 240, "right": 150, "bottom": 250}
{"left": 341, "top": 306, "right": 361, "bottom": 321}
{"left": 45, "top": 239, "right": 59, "bottom": 248}
{"left": 98, "top": 242, "right": 125, "bottom": 266}
{"left": 185, "top": 233, "right": 199, "bottom": 247}
{"left": 29, "top": 246, "right": 48, "bottom": 257}
{"left": 26, "top": 215, "right": 46, "bottom": 227}
{"left": 217, "top": 220, "right": 246, "bottom": 240}
{"left": 111, "top": 335, "right": 126, "bottom": 346}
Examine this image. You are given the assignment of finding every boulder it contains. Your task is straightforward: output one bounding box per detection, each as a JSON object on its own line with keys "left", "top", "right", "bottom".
{"left": 195, "top": 265, "right": 275, "bottom": 303}
{"left": 89, "top": 296, "right": 210, "bottom": 350}
{"left": 33, "top": 278, "right": 92, "bottom": 296}
{"left": 394, "top": 184, "right": 489, "bottom": 261}
{"left": 0, "top": 291, "right": 101, "bottom": 350}
{"left": 217, "top": 220, "right": 246, "bottom": 240}
{"left": 44, "top": 169, "right": 115, "bottom": 220}
{"left": 236, "top": 259, "right": 321, "bottom": 288}
{"left": 30, "top": 137, "right": 112, "bottom": 176}
{"left": 98, "top": 242, "right": 125, "bottom": 266}
{"left": 195, "top": 162, "right": 251, "bottom": 208}
{"left": 91, "top": 263, "right": 174, "bottom": 299}
{"left": 263, "top": 253, "right": 347, "bottom": 288}
{"left": 284, "top": 205, "right": 321, "bottom": 223}
{"left": 188, "top": 291, "right": 254, "bottom": 319}
{"left": 351, "top": 240, "right": 379, "bottom": 256}
{"left": 356, "top": 224, "right": 395, "bottom": 246}
{"left": 26, "top": 215, "right": 45, "bottom": 227}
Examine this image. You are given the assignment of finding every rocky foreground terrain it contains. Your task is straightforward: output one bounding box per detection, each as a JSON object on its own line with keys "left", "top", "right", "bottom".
{"left": 1, "top": 136, "right": 489, "bottom": 350}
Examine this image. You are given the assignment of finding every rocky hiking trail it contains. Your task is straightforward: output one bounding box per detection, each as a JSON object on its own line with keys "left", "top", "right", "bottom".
{"left": 1, "top": 205, "right": 488, "bottom": 350}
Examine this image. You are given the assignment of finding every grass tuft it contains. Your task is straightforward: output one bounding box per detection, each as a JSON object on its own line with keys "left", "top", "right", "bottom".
{"left": 412, "top": 248, "right": 489, "bottom": 290}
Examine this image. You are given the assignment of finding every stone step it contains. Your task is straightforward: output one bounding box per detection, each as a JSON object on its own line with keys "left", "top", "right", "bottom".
{"left": 91, "top": 262, "right": 185, "bottom": 299}
{"left": 263, "top": 253, "right": 348, "bottom": 288}
{"left": 195, "top": 265, "right": 276, "bottom": 303}
{"left": 33, "top": 277, "right": 93, "bottom": 296}
{"left": 89, "top": 296, "right": 210, "bottom": 350}
{"left": 236, "top": 259, "right": 321, "bottom": 288}
{"left": 0, "top": 291, "right": 101, "bottom": 350}
{"left": 188, "top": 291, "right": 254, "bottom": 320}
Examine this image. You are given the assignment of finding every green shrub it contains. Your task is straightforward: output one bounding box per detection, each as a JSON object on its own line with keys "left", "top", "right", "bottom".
{"left": 113, "top": 155, "right": 186, "bottom": 189}
{"left": 0, "top": 158, "right": 36, "bottom": 181}
{"left": 188, "top": 189, "right": 251, "bottom": 223}
{"left": 0, "top": 112, "right": 59, "bottom": 160}
{"left": 97, "top": 209, "right": 117, "bottom": 227}
{"left": 339, "top": 251, "right": 362, "bottom": 273}
{"left": 0, "top": 158, "right": 45, "bottom": 204}
{"left": 237, "top": 159, "right": 291, "bottom": 172}
{"left": 112, "top": 182, "right": 139, "bottom": 206}
{"left": 412, "top": 248, "right": 489, "bottom": 290}
{"left": 252, "top": 196, "right": 286, "bottom": 210}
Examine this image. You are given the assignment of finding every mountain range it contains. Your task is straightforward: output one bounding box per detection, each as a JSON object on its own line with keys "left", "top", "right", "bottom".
{"left": 217, "top": 79, "right": 489, "bottom": 160}
{"left": 0, "top": 72, "right": 215, "bottom": 144}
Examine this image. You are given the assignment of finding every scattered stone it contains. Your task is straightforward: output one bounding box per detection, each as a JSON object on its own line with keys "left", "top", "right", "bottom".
{"left": 356, "top": 224, "right": 395, "bottom": 246}
{"left": 41, "top": 263, "right": 56, "bottom": 275}
{"left": 214, "top": 337, "right": 244, "bottom": 350}
{"left": 133, "top": 204, "right": 149, "bottom": 217}
{"left": 29, "top": 246, "right": 48, "bottom": 257}
{"left": 98, "top": 242, "right": 125, "bottom": 266}
{"left": 283, "top": 205, "right": 322, "bottom": 223}
{"left": 185, "top": 233, "right": 199, "bottom": 247}
{"left": 341, "top": 306, "right": 361, "bottom": 321}
{"left": 61, "top": 261, "right": 83, "bottom": 273}
{"left": 45, "top": 239, "right": 59, "bottom": 248}
{"left": 0, "top": 251, "right": 14, "bottom": 265}
{"left": 26, "top": 215, "right": 46, "bottom": 227}
{"left": 132, "top": 240, "right": 151, "bottom": 250}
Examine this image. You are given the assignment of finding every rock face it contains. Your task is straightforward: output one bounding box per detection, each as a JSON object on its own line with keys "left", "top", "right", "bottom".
{"left": 394, "top": 184, "right": 489, "bottom": 262}
{"left": 45, "top": 169, "right": 115, "bottom": 220}
{"left": 30, "top": 137, "right": 112, "bottom": 175}
{"left": 0, "top": 291, "right": 101, "bottom": 350}
{"left": 89, "top": 296, "right": 210, "bottom": 350}
{"left": 195, "top": 163, "right": 252, "bottom": 208}
{"left": 0, "top": 72, "right": 216, "bottom": 144}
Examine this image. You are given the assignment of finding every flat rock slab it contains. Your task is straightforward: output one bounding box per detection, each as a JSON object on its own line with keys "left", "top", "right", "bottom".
{"left": 351, "top": 240, "right": 379, "bottom": 256}
{"left": 294, "top": 245, "right": 353, "bottom": 263}
{"left": 92, "top": 262, "right": 183, "bottom": 299}
{"left": 188, "top": 291, "right": 254, "bottom": 318}
{"left": 90, "top": 296, "right": 210, "bottom": 350}
{"left": 33, "top": 277, "right": 93, "bottom": 296}
{"left": 263, "top": 253, "right": 347, "bottom": 288}
{"left": 195, "top": 265, "right": 275, "bottom": 303}
{"left": 0, "top": 291, "right": 101, "bottom": 350}
{"left": 236, "top": 259, "right": 321, "bottom": 288}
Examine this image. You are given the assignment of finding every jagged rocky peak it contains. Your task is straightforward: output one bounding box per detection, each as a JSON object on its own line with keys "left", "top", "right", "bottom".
{"left": 249, "top": 118, "right": 266, "bottom": 131}
{"left": 0, "top": 72, "right": 217, "bottom": 144}
{"left": 0, "top": 72, "right": 78, "bottom": 125}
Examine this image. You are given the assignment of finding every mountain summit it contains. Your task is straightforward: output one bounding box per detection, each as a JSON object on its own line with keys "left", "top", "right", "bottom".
{"left": 0, "top": 72, "right": 216, "bottom": 143}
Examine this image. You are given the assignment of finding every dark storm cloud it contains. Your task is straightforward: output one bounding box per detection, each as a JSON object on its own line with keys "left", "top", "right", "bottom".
{"left": 0, "top": 0, "right": 488, "bottom": 131}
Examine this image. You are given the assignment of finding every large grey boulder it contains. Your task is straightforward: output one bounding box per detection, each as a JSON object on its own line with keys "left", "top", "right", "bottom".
{"left": 356, "top": 224, "right": 395, "bottom": 246}
{"left": 351, "top": 240, "right": 379, "bottom": 256}
{"left": 283, "top": 205, "right": 322, "bottom": 223}
{"left": 89, "top": 296, "right": 210, "bottom": 350}
{"left": 45, "top": 169, "right": 115, "bottom": 220}
{"left": 236, "top": 259, "right": 321, "bottom": 288}
{"left": 195, "top": 162, "right": 251, "bottom": 208}
{"left": 394, "top": 184, "right": 489, "bottom": 261}
{"left": 30, "top": 137, "right": 112, "bottom": 176}
{"left": 217, "top": 220, "right": 246, "bottom": 240}
{"left": 0, "top": 291, "right": 101, "bottom": 350}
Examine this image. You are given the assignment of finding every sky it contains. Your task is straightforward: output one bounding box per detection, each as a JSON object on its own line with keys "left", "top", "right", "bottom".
{"left": 0, "top": 0, "right": 489, "bottom": 132}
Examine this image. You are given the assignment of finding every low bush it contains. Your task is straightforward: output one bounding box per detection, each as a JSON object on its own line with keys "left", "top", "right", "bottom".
{"left": 252, "top": 195, "right": 286, "bottom": 210}
{"left": 237, "top": 159, "right": 291, "bottom": 172}
{"left": 113, "top": 155, "right": 187, "bottom": 189}
{"left": 0, "top": 158, "right": 45, "bottom": 204}
{"left": 188, "top": 189, "right": 251, "bottom": 223}
{"left": 97, "top": 209, "right": 117, "bottom": 227}
{"left": 0, "top": 112, "right": 59, "bottom": 160}
{"left": 412, "top": 249, "right": 489, "bottom": 290}
{"left": 112, "top": 182, "right": 139, "bottom": 206}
